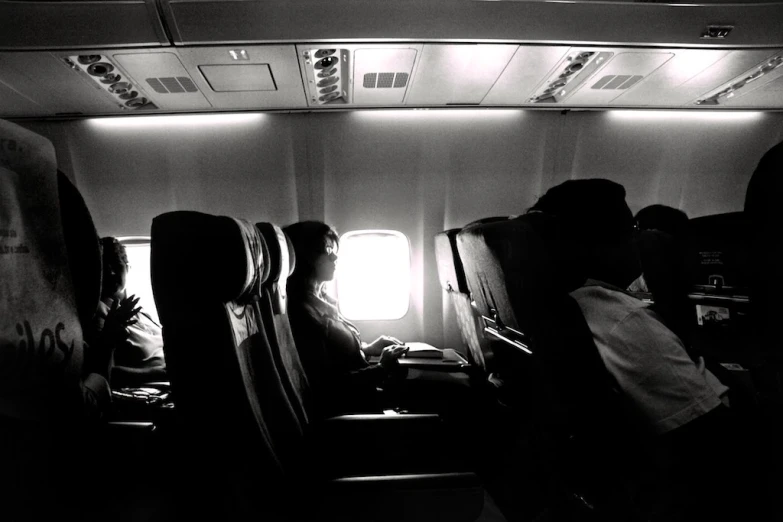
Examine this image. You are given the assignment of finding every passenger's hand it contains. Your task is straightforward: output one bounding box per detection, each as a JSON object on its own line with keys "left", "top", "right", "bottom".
{"left": 365, "top": 335, "right": 404, "bottom": 356}
{"left": 103, "top": 295, "right": 141, "bottom": 343}
{"left": 378, "top": 345, "right": 409, "bottom": 368}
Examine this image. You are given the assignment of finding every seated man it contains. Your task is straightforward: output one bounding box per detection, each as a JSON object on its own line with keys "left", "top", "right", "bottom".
{"left": 94, "top": 237, "right": 166, "bottom": 386}
{"left": 529, "top": 180, "right": 728, "bottom": 433}
{"left": 528, "top": 179, "right": 742, "bottom": 518}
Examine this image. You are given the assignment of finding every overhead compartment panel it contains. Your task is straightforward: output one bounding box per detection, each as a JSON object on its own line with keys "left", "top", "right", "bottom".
{"left": 0, "top": 0, "right": 167, "bottom": 50}
{"left": 199, "top": 65, "right": 276, "bottom": 92}
{"left": 178, "top": 46, "right": 306, "bottom": 109}
{"left": 352, "top": 48, "right": 418, "bottom": 105}
{"left": 610, "top": 50, "right": 730, "bottom": 107}
{"left": 566, "top": 52, "right": 674, "bottom": 105}
{"left": 482, "top": 46, "right": 572, "bottom": 105}
{"left": 160, "top": 0, "right": 783, "bottom": 48}
{"left": 0, "top": 52, "right": 124, "bottom": 117}
{"left": 113, "top": 52, "right": 211, "bottom": 110}
{"left": 406, "top": 44, "right": 517, "bottom": 105}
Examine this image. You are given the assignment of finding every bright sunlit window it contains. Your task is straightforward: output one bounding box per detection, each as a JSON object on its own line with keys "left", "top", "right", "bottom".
{"left": 336, "top": 230, "right": 411, "bottom": 321}
{"left": 118, "top": 237, "right": 159, "bottom": 324}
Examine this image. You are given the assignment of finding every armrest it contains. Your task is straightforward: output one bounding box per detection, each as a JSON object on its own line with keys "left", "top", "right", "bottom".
{"left": 318, "top": 472, "right": 485, "bottom": 522}
{"left": 311, "top": 414, "right": 468, "bottom": 476}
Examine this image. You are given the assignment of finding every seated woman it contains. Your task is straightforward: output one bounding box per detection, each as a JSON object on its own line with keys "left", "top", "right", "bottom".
{"left": 94, "top": 237, "right": 167, "bottom": 387}
{"left": 283, "top": 221, "right": 408, "bottom": 415}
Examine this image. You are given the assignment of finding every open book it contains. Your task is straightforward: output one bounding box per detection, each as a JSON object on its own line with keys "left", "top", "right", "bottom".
{"left": 402, "top": 342, "right": 444, "bottom": 359}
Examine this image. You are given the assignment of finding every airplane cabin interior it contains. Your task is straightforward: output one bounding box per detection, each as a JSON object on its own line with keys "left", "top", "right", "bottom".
{"left": 2, "top": 0, "right": 783, "bottom": 520}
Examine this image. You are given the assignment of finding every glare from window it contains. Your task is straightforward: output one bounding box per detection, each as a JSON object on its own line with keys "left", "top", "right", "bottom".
{"left": 118, "top": 238, "right": 159, "bottom": 325}
{"left": 336, "top": 230, "right": 410, "bottom": 321}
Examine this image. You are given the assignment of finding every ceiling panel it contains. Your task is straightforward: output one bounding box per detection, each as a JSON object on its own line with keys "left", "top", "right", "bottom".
{"left": 113, "top": 52, "right": 211, "bottom": 110}
{"left": 567, "top": 52, "right": 674, "bottom": 105}
{"left": 406, "top": 44, "right": 517, "bottom": 105}
{"left": 481, "top": 46, "right": 570, "bottom": 105}
{"left": 611, "top": 50, "right": 730, "bottom": 106}
{"left": 177, "top": 46, "right": 307, "bottom": 109}
{"left": 0, "top": 52, "right": 123, "bottom": 117}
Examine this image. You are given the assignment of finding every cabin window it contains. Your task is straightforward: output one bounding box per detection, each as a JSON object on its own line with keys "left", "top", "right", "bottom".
{"left": 335, "top": 230, "right": 411, "bottom": 321}
{"left": 117, "top": 237, "right": 159, "bottom": 324}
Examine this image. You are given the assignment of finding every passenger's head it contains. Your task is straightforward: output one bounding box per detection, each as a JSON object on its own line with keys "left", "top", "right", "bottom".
{"left": 528, "top": 179, "right": 640, "bottom": 289}
{"left": 283, "top": 221, "right": 340, "bottom": 287}
{"left": 635, "top": 204, "right": 689, "bottom": 238}
{"left": 100, "top": 236, "right": 128, "bottom": 299}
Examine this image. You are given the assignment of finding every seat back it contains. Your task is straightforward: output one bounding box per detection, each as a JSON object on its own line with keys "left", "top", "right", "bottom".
{"left": 435, "top": 229, "right": 491, "bottom": 370}
{"left": 151, "top": 211, "right": 297, "bottom": 519}
{"left": 255, "top": 221, "right": 313, "bottom": 424}
{"left": 687, "top": 212, "right": 749, "bottom": 296}
{"left": 686, "top": 212, "right": 753, "bottom": 362}
{"left": 745, "top": 141, "right": 783, "bottom": 353}
{"left": 457, "top": 214, "right": 642, "bottom": 514}
{"left": 1, "top": 120, "right": 105, "bottom": 519}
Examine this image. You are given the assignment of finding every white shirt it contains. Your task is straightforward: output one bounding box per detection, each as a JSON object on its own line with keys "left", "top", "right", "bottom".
{"left": 571, "top": 279, "right": 727, "bottom": 434}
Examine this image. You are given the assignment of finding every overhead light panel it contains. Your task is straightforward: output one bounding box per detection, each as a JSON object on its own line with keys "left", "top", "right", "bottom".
{"left": 695, "top": 54, "right": 783, "bottom": 106}
{"left": 528, "top": 50, "right": 613, "bottom": 104}
{"left": 64, "top": 54, "right": 156, "bottom": 111}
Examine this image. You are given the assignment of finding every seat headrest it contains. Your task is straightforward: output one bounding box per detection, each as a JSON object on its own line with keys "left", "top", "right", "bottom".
{"left": 151, "top": 212, "right": 269, "bottom": 306}
{"left": 255, "top": 222, "right": 293, "bottom": 314}
{"left": 58, "top": 171, "right": 101, "bottom": 331}
{"left": 457, "top": 212, "right": 581, "bottom": 328}
{"left": 255, "top": 222, "right": 293, "bottom": 283}
{"left": 434, "top": 229, "right": 468, "bottom": 294}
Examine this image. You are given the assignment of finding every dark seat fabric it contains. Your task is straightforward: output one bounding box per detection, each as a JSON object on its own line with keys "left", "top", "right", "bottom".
{"left": 151, "top": 211, "right": 296, "bottom": 519}
{"left": 1, "top": 122, "right": 108, "bottom": 521}
{"left": 457, "top": 214, "right": 651, "bottom": 518}
{"left": 745, "top": 140, "right": 783, "bottom": 354}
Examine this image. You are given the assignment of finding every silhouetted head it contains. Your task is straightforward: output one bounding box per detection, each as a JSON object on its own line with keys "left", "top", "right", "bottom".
{"left": 100, "top": 236, "right": 128, "bottom": 300}
{"left": 635, "top": 204, "right": 689, "bottom": 238}
{"left": 529, "top": 179, "right": 640, "bottom": 289}
{"left": 283, "top": 221, "right": 340, "bottom": 289}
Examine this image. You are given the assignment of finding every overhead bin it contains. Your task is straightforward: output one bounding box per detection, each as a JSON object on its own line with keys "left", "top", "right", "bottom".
{"left": 0, "top": 0, "right": 168, "bottom": 50}
{"left": 159, "top": 0, "right": 783, "bottom": 48}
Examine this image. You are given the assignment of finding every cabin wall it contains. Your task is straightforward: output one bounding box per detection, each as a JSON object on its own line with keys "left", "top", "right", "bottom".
{"left": 21, "top": 110, "right": 783, "bottom": 348}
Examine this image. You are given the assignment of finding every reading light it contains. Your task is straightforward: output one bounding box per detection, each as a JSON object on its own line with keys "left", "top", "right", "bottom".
{"left": 229, "top": 49, "right": 249, "bottom": 61}
{"left": 529, "top": 51, "right": 613, "bottom": 104}
{"left": 696, "top": 55, "right": 783, "bottom": 106}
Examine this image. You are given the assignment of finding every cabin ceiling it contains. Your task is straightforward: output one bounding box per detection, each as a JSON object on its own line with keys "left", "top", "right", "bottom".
{"left": 1, "top": 0, "right": 783, "bottom": 117}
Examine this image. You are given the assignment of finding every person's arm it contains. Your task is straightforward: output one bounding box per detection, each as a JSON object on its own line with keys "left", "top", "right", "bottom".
{"left": 361, "top": 335, "right": 404, "bottom": 356}
{"left": 111, "top": 365, "right": 167, "bottom": 387}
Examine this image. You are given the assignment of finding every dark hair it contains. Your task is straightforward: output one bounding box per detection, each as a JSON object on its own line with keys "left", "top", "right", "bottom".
{"left": 635, "top": 204, "right": 689, "bottom": 238}
{"left": 528, "top": 179, "right": 634, "bottom": 246}
{"left": 283, "top": 221, "right": 339, "bottom": 290}
{"left": 100, "top": 236, "right": 127, "bottom": 270}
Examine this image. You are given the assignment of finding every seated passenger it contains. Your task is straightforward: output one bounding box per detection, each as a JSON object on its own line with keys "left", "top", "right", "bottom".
{"left": 283, "top": 221, "right": 408, "bottom": 414}
{"left": 529, "top": 180, "right": 728, "bottom": 434}
{"left": 94, "top": 237, "right": 166, "bottom": 386}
